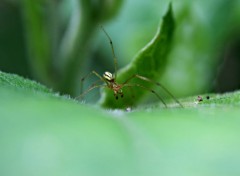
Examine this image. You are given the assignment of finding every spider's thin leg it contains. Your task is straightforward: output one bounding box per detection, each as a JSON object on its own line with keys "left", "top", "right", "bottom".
{"left": 84, "top": 79, "right": 104, "bottom": 96}
{"left": 80, "top": 70, "right": 107, "bottom": 95}
{"left": 123, "top": 74, "right": 183, "bottom": 108}
{"left": 77, "top": 84, "right": 106, "bottom": 100}
{"left": 123, "top": 83, "right": 167, "bottom": 108}
{"left": 100, "top": 26, "right": 118, "bottom": 80}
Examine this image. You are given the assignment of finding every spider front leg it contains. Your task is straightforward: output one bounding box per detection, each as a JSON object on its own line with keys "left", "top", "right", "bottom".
{"left": 79, "top": 70, "right": 107, "bottom": 100}
{"left": 77, "top": 84, "right": 106, "bottom": 100}
{"left": 80, "top": 70, "right": 107, "bottom": 94}
{"left": 100, "top": 26, "right": 118, "bottom": 80}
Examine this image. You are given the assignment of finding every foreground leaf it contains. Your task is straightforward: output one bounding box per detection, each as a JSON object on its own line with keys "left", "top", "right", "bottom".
{"left": 1, "top": 71, "right": 240, "bottom": 176}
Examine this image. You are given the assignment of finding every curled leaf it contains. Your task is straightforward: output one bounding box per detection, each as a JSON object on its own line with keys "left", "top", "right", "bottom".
{"left": 99, "top": 4, "right": 175, "bottom": 109}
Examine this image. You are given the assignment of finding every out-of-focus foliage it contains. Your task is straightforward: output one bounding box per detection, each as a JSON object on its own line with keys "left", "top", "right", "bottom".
{"left": 20, "top": 0, "right": 123, "bottom": 95}
{"left": 0, "top": 1, "right": 29, "bottom": 76}
{"left": 0, "top": 0, "right": 240, "bottom": 107}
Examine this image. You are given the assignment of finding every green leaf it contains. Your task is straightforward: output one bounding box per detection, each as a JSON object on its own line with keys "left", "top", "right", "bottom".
{"left": 21, "top": 0, "right": 52, "bottom": 83}
{"left": 99, "top": 4, "right": 175, "bottom": 109}
{"left": 0, "top": 71, "right": 51, "bottom": 94}
{"left": 1, "top": 71, "right": 240, "bottom": 176}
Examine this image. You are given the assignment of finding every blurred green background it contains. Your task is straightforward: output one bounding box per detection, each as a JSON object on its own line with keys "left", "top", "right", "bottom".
{"left": 1, "top": 0, "right": 240, "bottom": 102}
{"left": 1, "top": 1, "right": 240, "bottom": 175}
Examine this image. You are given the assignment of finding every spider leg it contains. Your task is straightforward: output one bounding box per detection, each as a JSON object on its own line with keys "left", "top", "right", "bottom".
{"left": 122, "top": 83, "right": 167, "bottom": 108}
{"left": 100, "top": 26, "right": 118, "bottom": 80}
{"left": 80, "top": 70, "right": 107, "bottom": 95}
{"left": 123, "top": 74, "right": 183, "bottom": 108}
{"left": 77, "top": 84, "right": 106, "bottom": 100}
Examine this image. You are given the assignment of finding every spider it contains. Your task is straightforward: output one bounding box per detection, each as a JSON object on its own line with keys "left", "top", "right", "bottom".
{"left": 79, "top": 26, "right": 183, "bottom": 108}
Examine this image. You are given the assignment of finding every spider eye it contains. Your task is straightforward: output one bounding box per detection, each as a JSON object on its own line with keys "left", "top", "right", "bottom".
{"left": 103, "top": 71, "right": 113, "bottom": 81}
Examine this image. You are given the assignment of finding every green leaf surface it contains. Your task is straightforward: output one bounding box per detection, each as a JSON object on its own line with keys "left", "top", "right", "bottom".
{"left": 1, "top": 71, "right": 240, "bottom": 176}
{"left": 0, "top": 71, "right": 51, "bottom": 94}
{"left": 99, "top": 4, "right": 175, "bottom": 109}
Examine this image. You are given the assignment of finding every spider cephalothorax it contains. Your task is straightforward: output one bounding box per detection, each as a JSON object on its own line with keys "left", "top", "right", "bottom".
{"left": 103, "top": 71, "right": 123, "bottom": 99}
{"left": 103, "top": 71, "right": 114, "bottom": 82}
